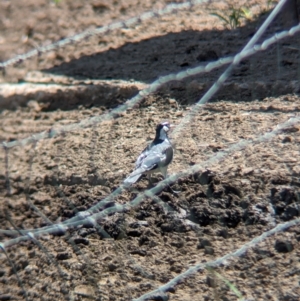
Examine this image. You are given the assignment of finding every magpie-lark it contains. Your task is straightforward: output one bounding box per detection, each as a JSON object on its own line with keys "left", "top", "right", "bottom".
{"left": 124, "top": 121, "right": 173, "bottom": 186}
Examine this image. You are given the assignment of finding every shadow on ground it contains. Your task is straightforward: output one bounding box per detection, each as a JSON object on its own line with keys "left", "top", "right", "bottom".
{"left": 1, "top": 2, "right": 300, "bottom": 111}
{"left": 40, "top": 5, "right": 300, "bottom": 107}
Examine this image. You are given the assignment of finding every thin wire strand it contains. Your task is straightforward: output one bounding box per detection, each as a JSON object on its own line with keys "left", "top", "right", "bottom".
{"left": 1, "top": 18, "right": 299, "bottom": 242}
{"left": 1, "top": 114, "right": 299, "bottom": 246}
{"left": 173, "top": 0, "right": 290, "bottom": 136}
{"left": 133, "top": 218, "right": 300, "bottom": 301}
{"left": 4, "top": 210, "right": 68, "bottom": 296}
{"left": 0, "top": 1, "right": 296, "bottom": 300}
{"left": 2, "top": 22, "right": 300, "bottom": 150}
{"left": 0, "top": 244, "right": 29, "bottom": 301}
{"left": 0, "top": 0, "right": 209, "bottom": 70}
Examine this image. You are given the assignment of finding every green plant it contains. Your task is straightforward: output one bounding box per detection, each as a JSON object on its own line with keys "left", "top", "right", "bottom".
{"left": 211, "top": 5, "right": 252, "bottom": 29}
{"left": 206, "top": 267, "right": 244, "bottom": 300}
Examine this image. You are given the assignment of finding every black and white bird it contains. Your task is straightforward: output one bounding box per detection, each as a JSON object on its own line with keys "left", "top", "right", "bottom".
{"left": 124, "top": 121, "right": 174, "bottom": 186}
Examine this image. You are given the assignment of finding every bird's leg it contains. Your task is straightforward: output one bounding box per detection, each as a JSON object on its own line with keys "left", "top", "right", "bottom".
{"left": 163, "top": 171, "right": 181, "bottom": 195}
{"left": 147, "top": 174, "right": 154, "bottom": 188}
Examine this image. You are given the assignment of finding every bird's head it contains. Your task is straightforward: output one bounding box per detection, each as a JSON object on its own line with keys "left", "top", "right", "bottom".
{"left": 155, "top": 121, "right": 172, "bottom": 140}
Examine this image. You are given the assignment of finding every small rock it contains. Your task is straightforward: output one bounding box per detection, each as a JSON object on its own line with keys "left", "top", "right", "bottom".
{"left": 74, "top": 285, "right": 95, "bottom": 298}
{"left": 131, "top": 276, "right": 143, "bottom": 282}
{"left": 27, "top": 100, "right": 41, "bottom": 112}
{"left": 275, "top": 239, "right": 294, "bottom": 253}
{"left": 24, "top": 265, "right": 38, "bottom": 274}
{"left": 206, "top": 275, "right": 216, "bottom": 287}
{"left": 127, "top": 229, "right": 142, "bottom": 237}
{"left": 130, "top": 249, "right": 147, "bottom": 256}
{"left": 242, "top": 167, "right": 254, "bottom": 175}
{"left": 161, "top": 223, "right": 173, "bottom": 232}
{"left": 217, "top": 228, "right": 229, "bottom": 238}
{"left": 271, "top": 176, "right": 290, "bottom": 185}
{"left": 78, "top": 228, "right": 96, "bottom": 237}
{"left": 107, "top": 260, "right": 120, "bottom": 272}
{"left": 56, "top": 252, "right": 72, "bottom": 260}
{"left": 129, "top": 221, "right": 148, "bottom": 228}
{"left": 70, "top": 174, "right": 83, "bottom": 185}
{"left": 170, "top": 264, "right": 182, "bottom": 273}
{"left": 166, "top": 286, "right": 176, "bottom": 293}
{"left": 170, "top": 239, "right": 184, "bottom": 248}
{"left": 197, "top": 238, "right": 212, "bottom": 249}
{"left": 282, "top": 136, "right": 292, "bottom": 143}
{"left": 204, "top": 246, "right": 214, "bottom": 255}
{"left": 107, "top": 262, "right": 118, "bottom": 272}
{"left": 139, "top": 282, "right": 153, "bottom": 290}
{"left": 283, "top": 204, "right": 299, "bottom": 220}
{"left": 282, "top": 126, "right": 299, "bottom": 133}
{"left": 73, "top": 237, "right": 89, "bottom": 245}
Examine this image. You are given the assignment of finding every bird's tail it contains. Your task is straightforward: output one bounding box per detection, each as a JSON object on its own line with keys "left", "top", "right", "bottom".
{"left": 123, "top": 169, "right": 144, "bottom": 186}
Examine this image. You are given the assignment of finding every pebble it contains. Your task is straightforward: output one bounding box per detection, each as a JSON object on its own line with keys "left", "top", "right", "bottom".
{"left": 56, "top": 252, "right": 72, "bottom": 260}
{"left": 74, "top": 285, "right": 95, "bottom": 298}
{"left": 275, "top": 239, "right": 293, "bottom": 253}
{"left": 73, "top": 237, "right": 89, "bottom": 245}
{"left": 204, "top": 246, "right": 214, "bottom": 255}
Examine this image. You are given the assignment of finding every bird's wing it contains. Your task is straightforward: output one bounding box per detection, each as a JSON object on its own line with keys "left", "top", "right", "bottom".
{"left": 131, "top": 148, "right": 166, "bottom": 177}
{"left": 124, "top": 144, "right": 167, "bottom": 185}
{"left": 162, "top": 140, "right": 173, "bottom": 166}
{"left": 124, "top": 139, "right": 173, "bottom": 186}
{"left": 135, "top": 144, "right": 151, "bottom": 169}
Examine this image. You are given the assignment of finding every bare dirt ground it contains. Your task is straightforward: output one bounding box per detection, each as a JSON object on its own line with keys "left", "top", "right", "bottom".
{"left": 1, "top": 1, "right": 300, "bottom": 300}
